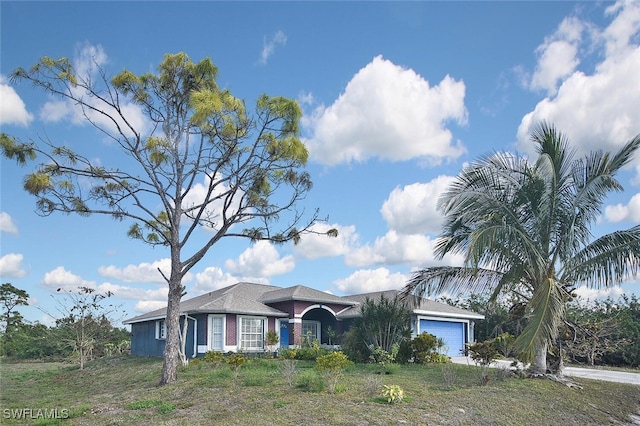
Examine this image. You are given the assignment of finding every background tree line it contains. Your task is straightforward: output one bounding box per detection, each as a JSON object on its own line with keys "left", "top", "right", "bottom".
{"left": 0, "top": 283, "right": 130, "bottom": 365}
{"left": 445, "top": 293, "right": 640, "bottom": 368}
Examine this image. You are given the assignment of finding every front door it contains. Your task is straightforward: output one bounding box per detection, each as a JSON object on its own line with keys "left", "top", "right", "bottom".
{"left": 279, "top": 321, "right": 289, "bottom": 347}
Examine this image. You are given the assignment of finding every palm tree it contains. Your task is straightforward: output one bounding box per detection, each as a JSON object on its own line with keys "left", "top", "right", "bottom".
{"left": 402, "top": 123, "right": 640, "bottom": 375}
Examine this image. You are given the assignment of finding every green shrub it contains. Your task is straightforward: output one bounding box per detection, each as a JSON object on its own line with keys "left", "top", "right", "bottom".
{"left": 468, "top": 336, "right": 504, "bottom": 385}
{"left": 227, "top": 353, "right": 246, "bottom": 379}
{"left": 315, "top": 351, "right": 352, "bottom": 394}
{"left": 340, "top": 327, "right": 370, "bottom": 363}
{"left": 204, "top": 350, "right": 226, "bottom": 366}
{"left": 412, "top": 332, "right": 439, "bottom": 364}
{"left": 278, "top": 348, "right": 297, "bottom": 360}
{"left": 395, "top": 338, "right": 413, "bottom": 364}
{"left": 294, "top": 340, "right": 329, "bottom": 360}
{"left": 369, "top": 346, "right": 395, "bottom": 366}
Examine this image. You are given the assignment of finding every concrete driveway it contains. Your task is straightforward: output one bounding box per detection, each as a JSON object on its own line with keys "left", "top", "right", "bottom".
{"left": 449, "top": 356, "right": 640, "bottom": 385}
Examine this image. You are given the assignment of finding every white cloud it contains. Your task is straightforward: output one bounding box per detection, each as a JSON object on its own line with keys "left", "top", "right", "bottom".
{"left": 518, "top": 1, "right": 640, "bottom": 168}
{"left": 381, "top": 176, "right": 455, "bottom": 235}
{"left": 294, "top": 223, "right": 359, "bottom": 260}
{"left": 304, "top": 55, "right": 467, "bottom": 166}
{"left": 39, "top": 42, "right": 149, "bottom": 138}
{"left": 573, "top": 284, "right": 626, "bottom": 302}
{"left": 530, "top": 17, "right": 584, "bottom": 96}
{"left": 192, "top": 266, "right": 240, "bottom": 294}
{"left": 605, "top": 193, "right": 640, "bottom": 223}
{"left": 345, "top": 230, "right": 463, "bottom": 268}
{"left": 0, "top": 212, "right": 18, "bottom": 234}
{"left": 225, "top": 240, "right": 294, "bottom": 278}
{"left": 333, "top": 267, "right": 408, "bottom": 294}
{"left": 260, "top": 30, "right": 287, "bottom": 64}
{"left": 98, "top": 258, "right": 188, "bottom": 284}
{"left": 95, "top": 281, "right": 168, "bottom": 303}
{"left": 134, "top": 300, "right": 167, "bottom": 313}
{"left": 0, "top": 253, "right": 26, "bottom": 278}
{"left": 42, "top": 266, "right": 86, "bottom": 290}
{"left": 0, "top": 75, "right": 33, "bottom": 126}
{"left": 41, "top": 266, "right": 170, "bottom": 312}
{"left": 602, "top": 0, "right": 640, "bottom": 57}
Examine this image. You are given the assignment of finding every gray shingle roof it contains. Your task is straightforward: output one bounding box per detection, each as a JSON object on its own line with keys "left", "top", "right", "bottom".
{"left": 260, "top": 285, "right": 357, "bottom": 305}
{"left": 124, "top": 283, "right": 483, "bottom": 324}
{"left": 124, "top": 282, "right": 286, "bottom": 324}
{"left": 337, "top": 290, "right": 484, "bottom": 320}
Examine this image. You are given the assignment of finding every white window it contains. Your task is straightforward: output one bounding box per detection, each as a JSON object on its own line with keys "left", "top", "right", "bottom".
{"left": 239, "top": 317, "right": 265, "bottom": 350}
{"left": 302, "top": 320, "right": 320, "bottom": 343}
{"left": 209, "top": 315, "right": 225, "bottom": 351}
{"left": 156, "top": 319, "right": 166, "bottom": 340}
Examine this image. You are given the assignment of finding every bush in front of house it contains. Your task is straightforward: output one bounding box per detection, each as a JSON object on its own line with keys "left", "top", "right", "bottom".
{"left": 315, "top": 350, "right": 352, "bottom": 394}
{"left": 411, "top": 332, "right": 449, "bottom": 364}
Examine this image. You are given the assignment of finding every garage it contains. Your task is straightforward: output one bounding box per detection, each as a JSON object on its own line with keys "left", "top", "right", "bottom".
{"left": 419, "top": 319, "right": 465, "bottom": 357}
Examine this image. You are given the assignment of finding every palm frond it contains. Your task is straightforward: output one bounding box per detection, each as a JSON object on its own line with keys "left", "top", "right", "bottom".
{"left": 400, "top": 267, "right": 504, "bottom": 307}
{"left": 514, "top": 277, "right": 565, "bottom": 361}
{"left": 565, "top": 225, "right": 640, "bottom": 288}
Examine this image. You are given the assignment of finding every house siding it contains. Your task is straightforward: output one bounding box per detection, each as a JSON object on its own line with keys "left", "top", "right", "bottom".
{"left": 130, "top": 321, "right": 165, "bottom": 357}
{"left": 131, "top": 316, "right": 196, "bottom": 358}
{"left": 125, "top": 283, "right": 483, "bottom": 358}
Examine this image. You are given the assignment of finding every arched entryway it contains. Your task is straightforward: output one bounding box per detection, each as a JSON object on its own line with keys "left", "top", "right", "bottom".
{"left": 300, "top": 306, "right": 339, "bottom": 346}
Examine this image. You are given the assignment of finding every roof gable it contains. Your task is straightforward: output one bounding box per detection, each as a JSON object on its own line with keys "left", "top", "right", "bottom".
{"left": 260, "top": 285, "right": 357, "bottom": 305}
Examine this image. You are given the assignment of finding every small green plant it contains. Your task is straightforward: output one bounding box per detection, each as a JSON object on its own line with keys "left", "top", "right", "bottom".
{"left": 468, "top": 335, "right": 511, "bottom": 384}
{"left": 128, "top": 399, "right": 164, "bottom": 410}
{"left": 369, "top": 346, "right": 395, "bottom": 366}
{"left": 227, "top": 353, "right": 246, "bottom": 379}
{"left": 156, "top": 402, "right": 176, "bottom": 414}
{"left": 188, "top": 357, "right": 203, "bottom": 368}
{"left": 381, "top": 384, "right": 405, "bottom": 404}
{"left": 265, "top": 330, "right": 279, "bottom": 352}
{"left": 296, "top": 370, "right": 325, "bottom": 392}
{"left": 315, "top": 351, "right": 352, "bottom": 394}
{"left": 127, "top": 399, "right": 175, "bottom": 414}
{"left": 204, "top": 350, "right": 226, "bottom": 370}
{"left": 278, "top": 348, "right": 297, "bottom": 359}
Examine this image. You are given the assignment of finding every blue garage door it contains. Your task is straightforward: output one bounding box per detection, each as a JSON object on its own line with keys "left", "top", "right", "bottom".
{"left": 419, "top": 320, "right": 464, "bottom": 357}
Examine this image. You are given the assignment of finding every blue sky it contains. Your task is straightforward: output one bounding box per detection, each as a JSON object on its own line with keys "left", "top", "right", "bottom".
{"left": 1, "top": 1, "right": 639, "bottom": 326}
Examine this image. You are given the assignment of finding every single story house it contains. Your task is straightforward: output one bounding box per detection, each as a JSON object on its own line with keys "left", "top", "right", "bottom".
{"left": 123, "top": 282, "right": 484, "bottom": 358}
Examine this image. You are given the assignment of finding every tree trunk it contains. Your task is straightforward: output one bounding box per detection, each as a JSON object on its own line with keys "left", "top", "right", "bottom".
{"left": 532, "top": 343, "right": 548, "bottom": 375}
{"left": 159, "top": 278, "right": 183, "bottom": 385}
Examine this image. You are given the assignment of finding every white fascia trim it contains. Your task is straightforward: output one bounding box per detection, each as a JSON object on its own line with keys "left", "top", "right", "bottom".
{"left": 124, "top": 314, "right": 167, "bottom": 325}
{"left": 298, "top": 304, "right": 338, "bottom": 318}
{"left": 335, "top": 306, "right": 355, "bottom": 316}
{"left": 416, "top": 315, "right": 471, "bottom": 324}
{"left": 413, "top": 310, "right": 484, "bottom": 320}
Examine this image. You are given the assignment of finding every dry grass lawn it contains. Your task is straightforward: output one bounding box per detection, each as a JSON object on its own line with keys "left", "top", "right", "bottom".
{"left": 1, "top": 356, "right": 639, "bottom": 425}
